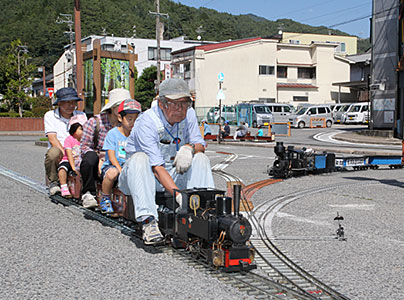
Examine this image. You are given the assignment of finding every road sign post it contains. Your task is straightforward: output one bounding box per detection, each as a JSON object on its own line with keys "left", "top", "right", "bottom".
{"left": 217, "top": 72, "right": 225, "bottom": 143}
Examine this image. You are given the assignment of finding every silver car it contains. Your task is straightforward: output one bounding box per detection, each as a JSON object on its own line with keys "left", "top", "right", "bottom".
{"left": 289, "top": 105, "right": 333, "bottom": 128}
{"left": 206, "top": 105, "right": 237, "bottom": 124}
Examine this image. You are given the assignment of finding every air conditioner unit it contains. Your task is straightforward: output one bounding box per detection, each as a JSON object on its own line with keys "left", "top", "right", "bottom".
{"left": 369, "top": 83, "right": 385, "bottom": 91}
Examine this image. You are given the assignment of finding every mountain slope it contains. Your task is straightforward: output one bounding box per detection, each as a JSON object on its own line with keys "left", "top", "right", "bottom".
{"left": 0, "top": 0, "right": 370, "bottom": 71}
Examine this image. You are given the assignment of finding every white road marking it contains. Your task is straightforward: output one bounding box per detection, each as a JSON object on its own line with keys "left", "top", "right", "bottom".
{"left": 313, "top": 131, "right": 401, "bottom": 148}
{"left": 329, "top": 204, "right": 375, "bottom": 210}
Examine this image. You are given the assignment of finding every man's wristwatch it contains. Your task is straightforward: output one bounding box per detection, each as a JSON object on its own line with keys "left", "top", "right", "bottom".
{"left": 189, "top": 143, "right": 195, "bottom": 154}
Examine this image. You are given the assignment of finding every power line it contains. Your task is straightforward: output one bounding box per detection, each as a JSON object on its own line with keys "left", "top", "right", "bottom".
{"left": 299, "top": 2, "right": 369, "bottom": 23}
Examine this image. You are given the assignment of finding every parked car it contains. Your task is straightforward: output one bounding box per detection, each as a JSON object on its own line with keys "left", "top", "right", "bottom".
{"left": 333, "top": 103, "right": 354, "bottom": 123}
{"left": 237, "top": 103, "right": 274, "bottom": 127}
{"left": 289, "top": 105, "right": 333, "bottom": 128}
{"left": 265, "top": 103, "right": 293, "bottom": 122}
{"left": 345, "top": 103, "right": 369, "bottom": 124}
{"left": 206, "top": 105, "right": 237, "bottom": 124}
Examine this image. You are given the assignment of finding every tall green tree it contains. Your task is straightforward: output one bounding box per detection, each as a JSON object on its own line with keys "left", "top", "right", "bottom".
{"left": 0, "top": 40, "right": 36, "bottom": 116}
{"left": 135, "top": 66, "right": 157, "bottom": 109}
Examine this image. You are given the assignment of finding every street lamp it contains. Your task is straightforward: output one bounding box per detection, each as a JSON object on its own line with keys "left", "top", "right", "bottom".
{"left": 37, "top": 66, "right": 46, "bottom": 96}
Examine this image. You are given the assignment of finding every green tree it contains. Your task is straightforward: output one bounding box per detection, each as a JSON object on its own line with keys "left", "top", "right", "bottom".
{"left": 0, "top": 40, "right": 36, "bottom": 117}
{"left": 135, "top": 66, "right": 157, "bottom": 109}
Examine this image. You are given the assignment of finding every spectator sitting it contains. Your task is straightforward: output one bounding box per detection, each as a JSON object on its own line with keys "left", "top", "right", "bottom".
{"left": 201, "top": 119, "right": 211, "bottom": 136}
{"left": 44, "top": 87, "right": 87, "bottom": 196}
{"left": 79, "top": 88, "right": 130, "bottom": 209}
{"left": 57, "top": 114, "right": 87, "bottom": 198}
{"left": 233, "top": 122, "right": 248, "bottom": 140}
{"left": 220, "top": 120, "right": 230, "bottom": 138}
{"left": 100, "top": 99, "right": 141, "bottom": 214}
{"left": 255, "top": 125, "right": 264, "bottom": 138}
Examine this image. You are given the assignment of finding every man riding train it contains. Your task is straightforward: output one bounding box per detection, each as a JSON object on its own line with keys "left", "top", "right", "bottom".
{"left": 119, "top": 78, "right": 215, "bottom": 245}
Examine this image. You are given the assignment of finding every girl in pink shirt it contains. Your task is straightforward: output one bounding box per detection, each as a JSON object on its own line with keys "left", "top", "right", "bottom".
{"left": 57, "top": 115, "right": 87, "bottom": 197}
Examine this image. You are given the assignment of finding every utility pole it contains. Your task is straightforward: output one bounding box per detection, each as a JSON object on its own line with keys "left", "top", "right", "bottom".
{"left": 74, "top": 0, "right": 84, "bottom": 110}
{"left": 149, "top": 1, "right": 168, "bottom": 93}
{"left": 17, "top": 45, "right": 28, "bottom": 117}
{"left": 56, "top": 13, "right": 74, "bottom": 88}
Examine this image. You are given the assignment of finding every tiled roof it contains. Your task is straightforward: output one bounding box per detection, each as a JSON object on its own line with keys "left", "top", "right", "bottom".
{"left": 195, "top": 37, "right": 262, "bottom": 51}
{"left": 277, "top": 83, "right": 318, "bottom": 89}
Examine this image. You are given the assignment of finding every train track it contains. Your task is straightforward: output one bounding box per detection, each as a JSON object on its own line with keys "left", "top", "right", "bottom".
{"left": 212, "top": 152, "right": 356, "bottom": 300}
{"left": 0, "top": 156, "right": 376, "bottom": 299}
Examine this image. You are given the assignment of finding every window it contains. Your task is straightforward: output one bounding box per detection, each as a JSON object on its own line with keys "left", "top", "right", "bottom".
{"left": 284, "top": 106, "right": 291, "bottom": 113}
{"left": 309, "top": 107, "right": 317, "bottom": 114}
{"left": 318, "top": 107, "right": 327, "bottom": 114}
{"left": 298, "top": 67, "right": 316, "bottom": 79}
{"left": 259, "top": 65, "right": 274, "bottom": 75}
{"left": 293, "top": 96, "right": 309, "bottom": 102}
{"left": 277, "top": 66, "right": 287, "bottom": 78}
{"left": 289, "top": 40, "right": 300, "bottom": 45}
{"left": 272, "top": 106, "right": 282, "bottom": 113}
{"left": 148, "top": 47, "right": 172, "bottom": 61}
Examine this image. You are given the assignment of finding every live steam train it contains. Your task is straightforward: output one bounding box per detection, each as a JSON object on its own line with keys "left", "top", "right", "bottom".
{"left": 57, "top": 176, "right": 256, "bottom": 272}
{"left": 268, "top": 142, "right": 404, "bottom": 178}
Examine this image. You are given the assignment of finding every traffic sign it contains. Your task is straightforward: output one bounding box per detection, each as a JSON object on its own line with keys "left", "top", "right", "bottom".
{"left": 218, "top": 72, "right": 224, "bottom": 83}
{"left": 47, "top": 88, "right": 54, "bottom": 98}
{"left": 216, "top": 89, "right": 225, "bottom": 100}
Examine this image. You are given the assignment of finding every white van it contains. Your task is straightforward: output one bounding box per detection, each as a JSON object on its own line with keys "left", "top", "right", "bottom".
{"left": 289, "top": 105, "right": 333, "bottom": 128}
{"left": 265, "top": 103, "right": 293, "bottom": 123}
{"left": 345, "top": 103, "right": 369, "bottom": 124}
{"left": 334, "top": 103, "right": 354, "bottom": 123}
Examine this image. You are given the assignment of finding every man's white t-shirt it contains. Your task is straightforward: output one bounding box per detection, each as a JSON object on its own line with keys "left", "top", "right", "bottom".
{"left": 44, "top": 108, "right": 86, "bottom": 149}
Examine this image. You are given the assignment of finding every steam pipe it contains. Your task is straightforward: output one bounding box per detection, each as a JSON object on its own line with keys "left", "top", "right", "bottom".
{"left": 233, "top": 184, "right": 241, "bottom": 217}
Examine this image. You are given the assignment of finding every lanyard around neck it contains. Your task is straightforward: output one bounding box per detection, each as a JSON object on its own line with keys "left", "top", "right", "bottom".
{"left": 164, "top": 123, "right": 179, "bottom": 151}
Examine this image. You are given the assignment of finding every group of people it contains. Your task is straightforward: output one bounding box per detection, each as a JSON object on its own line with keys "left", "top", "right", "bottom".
{"left": 44, "top": 78, "right": 214, "bottom": 245}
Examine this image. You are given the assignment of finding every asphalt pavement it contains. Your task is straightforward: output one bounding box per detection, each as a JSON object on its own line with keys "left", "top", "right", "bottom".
{"left": 1, "top": 130, "right": 404, "bottom": 299}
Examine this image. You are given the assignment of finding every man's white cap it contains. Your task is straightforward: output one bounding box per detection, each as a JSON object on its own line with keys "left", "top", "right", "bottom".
{"left": 159, "top": 78, "right": 192, "bottom": 100}
{"left": 101, "top": 88, "right": 131, "bottom": 113}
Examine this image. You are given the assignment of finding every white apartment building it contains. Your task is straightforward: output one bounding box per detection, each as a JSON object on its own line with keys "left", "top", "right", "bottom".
{"left": 171, "top": 37, "right": 354, "bottom": 112}
{"left": 53, "top": 35, "right": 205, "bottom": 91}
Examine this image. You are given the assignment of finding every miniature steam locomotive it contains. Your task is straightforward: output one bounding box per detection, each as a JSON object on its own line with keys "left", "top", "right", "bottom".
{"left": 62, "top": 176, "right": 256, "bottom": 272}
{"left": 268, "top": 142, "right": 404, "bottom": 179}
{"left": 268, "top": 142, "right": 335, "bottom": 178}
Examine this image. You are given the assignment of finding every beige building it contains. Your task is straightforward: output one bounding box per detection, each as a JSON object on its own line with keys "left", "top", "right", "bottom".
{"left": 281, "top": 32, "right": 357, "bottom": 56}
{"left": 171, "top": 37, "right": 354, "bottom": 114}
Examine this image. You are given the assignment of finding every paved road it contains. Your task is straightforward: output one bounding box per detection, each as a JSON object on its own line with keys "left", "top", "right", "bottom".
{"left": 1, "top": 136, "right": 404, "bottom": 300}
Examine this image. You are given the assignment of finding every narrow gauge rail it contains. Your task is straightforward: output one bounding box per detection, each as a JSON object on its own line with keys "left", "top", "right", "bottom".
{"left": 0, "top": 163, "right": 328, "bottom": 299}
{"left": 212, "top": 155, "right": 351, "bottom": 300}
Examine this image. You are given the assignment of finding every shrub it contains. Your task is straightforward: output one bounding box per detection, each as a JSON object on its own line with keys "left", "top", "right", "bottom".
{"left": 0, "top": 112, "right": 19, "bottom": 117}
{"left": 22, "top": 111, "right": 34, "bottom": 117}
{"left": 32, "top": 107, "right": 50, "bottom": 117}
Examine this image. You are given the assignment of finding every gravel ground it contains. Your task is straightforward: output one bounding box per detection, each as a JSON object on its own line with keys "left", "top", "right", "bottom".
{"left": 2, "top": 137, "right": 404, "bottom": 299}
{"left": 0, "top": 176, "right": 254, "bottom": 300}
{"left": 0, "top": 138, "right": 254, "bottom": 300}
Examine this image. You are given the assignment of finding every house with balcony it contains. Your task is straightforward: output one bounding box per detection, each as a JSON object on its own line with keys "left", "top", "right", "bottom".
{"left": 171, "top": 37, "right": 354, "bottom": 117}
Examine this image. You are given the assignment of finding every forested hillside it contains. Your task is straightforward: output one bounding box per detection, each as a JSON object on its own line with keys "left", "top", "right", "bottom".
{"left": 0, "top": 0, "right": 370, "bottom": 71}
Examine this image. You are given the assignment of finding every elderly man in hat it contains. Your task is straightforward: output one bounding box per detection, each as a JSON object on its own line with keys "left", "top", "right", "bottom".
{"left": 119, "top": 78, "right": 215, "bottom": 245}
{"left": 44, "top": 87, "right": 87, "bottom": 195}
{"left": 79, "top": 88, "right": 132, "bottom": 208}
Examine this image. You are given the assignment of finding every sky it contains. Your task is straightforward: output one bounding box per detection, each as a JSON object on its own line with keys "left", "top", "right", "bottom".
{"left": 174, "top": 0, "right": 372, "bottom": 38}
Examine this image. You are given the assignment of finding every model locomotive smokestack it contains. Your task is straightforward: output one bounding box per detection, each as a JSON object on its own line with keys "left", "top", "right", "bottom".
{"left": 233, "top": 184, "right": 241, "bottom": 217}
